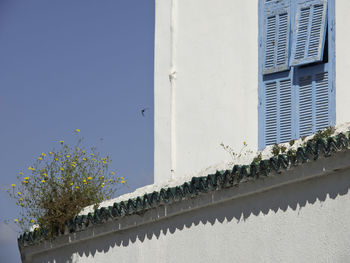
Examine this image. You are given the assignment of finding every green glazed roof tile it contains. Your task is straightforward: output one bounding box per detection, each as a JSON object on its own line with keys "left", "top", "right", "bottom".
{"left": 18, "top": 132, "right": 350, "bottom": 246}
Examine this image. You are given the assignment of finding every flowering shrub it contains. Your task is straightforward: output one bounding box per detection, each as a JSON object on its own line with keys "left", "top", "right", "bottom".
{"left": 8, "top": 130, "right": 125, "bottom": 237}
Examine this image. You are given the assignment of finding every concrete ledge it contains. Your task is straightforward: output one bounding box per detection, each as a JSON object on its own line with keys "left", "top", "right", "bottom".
{"left": 20, "top": 149, "right": 350, "bottom": 262}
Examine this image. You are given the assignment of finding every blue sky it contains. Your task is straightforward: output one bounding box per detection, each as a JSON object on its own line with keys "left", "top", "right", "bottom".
{"left": 0, "top": 1, "right": 155, "bottom": 261}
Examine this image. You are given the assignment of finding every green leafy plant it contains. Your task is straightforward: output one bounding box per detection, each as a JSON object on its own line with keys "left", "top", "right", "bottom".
{"left": 289, "top": 139, "right": 295, "bottom": 147}
{"left": 312, "top": 126, "right": 336, "bottom": 142}
{"left": 253, "top": 152, "right": 262, "bottom": 163}
{"left": 271, "top": 144, "right": 281, "bottom": 156}
{"left": 7, "top": 129, "right": 125, "bottom": 237}
{"left": 271, "top": 144, "right": 287, "bottom": 156}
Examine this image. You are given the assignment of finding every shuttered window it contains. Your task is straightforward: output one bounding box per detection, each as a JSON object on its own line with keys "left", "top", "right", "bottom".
{"left": 258, "top": 0, "right": 334, "bottom": 150}
{"left": 263, "top": 0, "right": 290, "bottom": 74}
{"left": 290, "top": 0, "right": 328, "bottom": 66}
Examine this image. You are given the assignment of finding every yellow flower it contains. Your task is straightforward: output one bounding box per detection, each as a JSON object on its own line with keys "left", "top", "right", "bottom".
{"left": 100, "top": 184, "right": 104, "bottom": 188}
{"left": 70, "top": 182, "right": 74, "bottom": 186}
{"left": 102, "top": 160, "right": 107, "bottom": 164}
{"left": 75, "top": 186, "right": 80, "bottom": 189}
{"left": 111, "top": 171, "right": 115, "bottom": 175}
{"left": 38, "top": 157, "right": 42, "bottom": 160}
{"left": 41, "top": 153, "right": 46, "bottom": 157}
{"left": 30, "top": 219, "right": 35, "bottom": 223}
{"left": 120, "top": 177, "right": 124, "bottom": 180}
{"left": 243, "top": 141, "right": 247, "bottom": 146}
{"left": 28, "top": 166, "right": 35, "bottom": 171}
{"left": 19, "top": 172, "right": 24, "bottom": 175}
{"left": 109, "top": 179, "right": 113, "bottom": 182}
{"left": 100, "top": 176, "right": 104, "bottom": 179}
{"left": 60, "top": 167, "right": 64, "bottom": 171}
{"left": 14, "top": 219, "right": 18, "bottom": 223}
{"left": 87, "top": 177, "right": 92, "bottom": 180}
{"left": 23, "top": 181, "right": 28, "bottom": 184}
{"left": 82, "top": 150, "right": 85, "bottom": 154}
{"left": 19, "top": 198, "right": 23, "bottom": 201}
{"left": 24, "top": 177, "right": 29, "bottom": 180}
{"left": 92, "top": 158, "right": 97, "bottom": 162}
{"left": 41, "top": 180, "right": 45, "bottom": 183}
{"left": 59, "top": 140, "right": 64, "bottom": 144}
{"left": 49, "top": 152, "right": 53, "bottom": 155}
{"left": 75, "top": 129, "right": 81, "bottom": 133}
{"left": 91, "top": 153, "right": 94, "bottom": 156}
{"left": 17, "top": 192, "right": 21, "bottom": 195}
{"left": 121, "top": 180, "right": 125, "bottom": 184}
{"left": 11, "top": 184, "right": 16, "bottom": 187}
{"left": 66, "top": 155, "right": 70, "bottom": 158}
{"left": 83, "top": 179, "right": 87, "bottom": 183}
{"left": 43, "top": 173, "right": 47, "bottom": 177}
{"left": 72, "top": 164, "right": 76, "bottom": 168}
{"left": 55, "top": 158, "right": 58, "bottom": 161}
{"left": 82, "top": 158, "right": 87, "bottom": 161}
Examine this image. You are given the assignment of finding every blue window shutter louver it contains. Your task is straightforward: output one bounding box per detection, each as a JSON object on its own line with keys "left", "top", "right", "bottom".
{"left": 290, "top": 0, "right": 328, "bottom": 66}
{"left": 264, "top": 76, "right": 293, "bottom": 146}
{"left": 298, "top": 75, "right": 314, "bottom": 137}
{"left": 263, "top": 0, "right": 290, "bottom": 75}
{"left": 279, "top": 79, "right": 293, "bottom": 142}
{"left": 315, "top": 71, "right": 329, "bottom": 130}
{"left": 296, "top": 65, "right": 330, "bottom": 137}
{"left": 265, "top": 81, "right": 278, "bottom": 145}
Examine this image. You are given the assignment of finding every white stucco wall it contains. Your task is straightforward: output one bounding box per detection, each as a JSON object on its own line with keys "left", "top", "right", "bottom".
{"left": 23, "top": 153, "right": 350, "bottom": 263}
{"left": 335, "top": 1, "right": 350, "bottom": 125}
{"left": 154, "top": 0, "right": 259, "bottom": 182}
{"left": 154, "top": 0, "right": 350, "bottom": 184}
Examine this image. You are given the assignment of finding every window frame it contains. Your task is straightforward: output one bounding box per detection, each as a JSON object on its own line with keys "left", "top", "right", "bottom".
{"left": 258, "top": 0, "right": 335, "bottom": 150}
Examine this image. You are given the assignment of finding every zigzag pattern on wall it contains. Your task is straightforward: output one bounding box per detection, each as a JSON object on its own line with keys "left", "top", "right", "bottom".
{"left": 19, "top": 132, "right": 350, "bottom": 246}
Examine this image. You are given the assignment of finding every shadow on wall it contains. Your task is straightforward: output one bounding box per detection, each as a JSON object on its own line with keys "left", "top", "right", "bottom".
{"left": 39, "top": 169, "right": 350, "bottom": 263}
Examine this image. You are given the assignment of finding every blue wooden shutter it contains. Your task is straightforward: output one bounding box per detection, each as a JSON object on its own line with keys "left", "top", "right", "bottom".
{"left": 290, "top": 0, "right": 328, "bottom": 66}
{"left": 296, "top": 65, "right": 330, "bottom": 137}
{"left": 298, "top": 75, "right": 314, "bottom": 136}
{"left": 263, "top": 0, "right": 290, "bottom": 74}
{"left": 264, "top": 77, "right": 293, "bottom": 146}
{"left": 279, "top": 79, "right": 293, "bottom": 142}
{"left": 315, "top": 71, "right": 329, "bottom": 130}
{"left": 265, "top": 81, "right": 278, "bottom": 145}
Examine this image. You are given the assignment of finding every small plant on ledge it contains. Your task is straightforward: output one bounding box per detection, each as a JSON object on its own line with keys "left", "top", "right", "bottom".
{"left": 7, "top": 129, "right": 126, "bottom": 238}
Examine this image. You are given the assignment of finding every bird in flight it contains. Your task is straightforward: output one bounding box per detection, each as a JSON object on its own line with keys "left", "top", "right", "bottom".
{"left": 141, "top": 108, "right": 149, "bottom": 117}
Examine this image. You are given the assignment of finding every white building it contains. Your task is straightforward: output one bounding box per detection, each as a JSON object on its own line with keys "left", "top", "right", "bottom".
{"left": 19, "top": 1, "right": 350, "bottom": 262}
{"left": 154, "top": 0, "right": 350, "bottom": 182}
